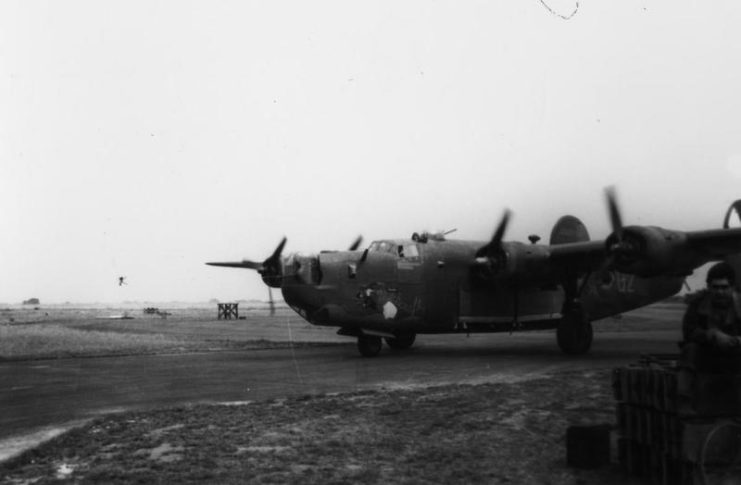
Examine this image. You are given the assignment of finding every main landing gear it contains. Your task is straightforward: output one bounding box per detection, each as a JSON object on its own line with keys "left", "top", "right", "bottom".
{"left": 357, "top": 335, "right": 383, "bottom": 357}
{"left": 385, "top": 331, "right": 416, "bottom": 350}
{"left": 357, "top": 331, "right": 417, "bottom": 357}
{"left": 556, "top": 304, "right": 593, "bottom": 355}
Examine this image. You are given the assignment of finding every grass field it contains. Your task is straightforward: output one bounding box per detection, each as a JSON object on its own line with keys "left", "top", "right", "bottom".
{"left": 0, "top": 305, "right": 346, "bottom": 360}
{"left": 0, "top": 301, "right": 686, "bottom": 360}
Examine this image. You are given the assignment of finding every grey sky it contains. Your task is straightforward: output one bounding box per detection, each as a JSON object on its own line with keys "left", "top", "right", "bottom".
{"left": 3, "top": 1, "right": 741, "bottom": 303}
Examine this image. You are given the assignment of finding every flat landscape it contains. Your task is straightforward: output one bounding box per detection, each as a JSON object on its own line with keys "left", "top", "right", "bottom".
{"left": 0, "top": 300, "right": 683, "bottom": 360}
{"left": 0, "top": 303, "right": 347, "bottom": 361}
{"left": 0, "top": 300, "right": 687, "bottom": 483}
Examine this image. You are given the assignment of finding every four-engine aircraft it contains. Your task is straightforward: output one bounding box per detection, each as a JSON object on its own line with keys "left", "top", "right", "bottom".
{"left": 207, "top": 190, "right": 741, "bottom": 357}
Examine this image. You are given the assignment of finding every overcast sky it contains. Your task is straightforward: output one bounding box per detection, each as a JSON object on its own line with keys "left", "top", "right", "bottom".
{"left": 3, "top": 1, "right": 741, "bottom": 303}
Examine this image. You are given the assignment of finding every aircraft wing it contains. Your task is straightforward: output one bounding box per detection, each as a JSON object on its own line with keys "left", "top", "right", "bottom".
{"left": 546, "top": 227, "right": 741, "bottom": 279}
{"left": 489, "top": 226, "right": 741, "bottom": 285}
{"left": 547, "top": 240, "right": 607, "bottom": 274}
{"left": 686, "top": 227, "right": 741, "bottom": 259}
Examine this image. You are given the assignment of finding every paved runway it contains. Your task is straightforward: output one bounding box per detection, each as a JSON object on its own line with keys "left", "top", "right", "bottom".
{"left": 0, "top": 329, "right": 681, "bottom": 447}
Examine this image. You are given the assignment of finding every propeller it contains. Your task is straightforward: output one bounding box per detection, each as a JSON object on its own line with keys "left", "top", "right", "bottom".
{"left": 474, "top": 209, "right": 512, "bottom": 277}
{"left": 206, "top": 237, "right": 287, "bottom": 288}
{"left": 601, "top": 188, "right": 644, "bottom": 275}
{"left": 206, "top": 237, "right": 288, "bottom": 315}
{"left": 476, "top": 209, "right": 512, "bottom": 259}
{"left": 259, "top": 238, "right": 287, "bottom": 315}
{"left": 605, "top": 189, "right": 640, "bottom": 256}
{"left": 561, "top": 189, "right": 628, "bottom": 302}
{"left": 260, "top": 237, "right": 287, "bottom": 281}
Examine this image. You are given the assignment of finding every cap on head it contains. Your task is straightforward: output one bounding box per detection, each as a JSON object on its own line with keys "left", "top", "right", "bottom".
{"left": 706, "top": 261, "right": 736, "bottom": 285}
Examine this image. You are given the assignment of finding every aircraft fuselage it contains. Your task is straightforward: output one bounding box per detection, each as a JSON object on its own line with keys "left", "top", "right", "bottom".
{"left": 280, "top": 237, "right": 683, "bottom": 336}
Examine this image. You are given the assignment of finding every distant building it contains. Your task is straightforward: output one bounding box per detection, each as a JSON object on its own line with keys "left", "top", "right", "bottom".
{"left": 22, "top": 298, "right": 40, "bottom": 305}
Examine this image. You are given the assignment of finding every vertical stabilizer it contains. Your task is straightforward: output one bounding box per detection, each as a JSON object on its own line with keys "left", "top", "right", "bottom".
{"left": 723, "top": 200, "right": 741, "bottom": 290}
{"left": 550, "top": 215, "right": 590, "bottom": 245}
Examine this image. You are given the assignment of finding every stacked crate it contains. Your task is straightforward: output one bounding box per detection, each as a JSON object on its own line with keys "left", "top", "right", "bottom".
{"left": 612, "top": 354, "right": 741, "bottom": 484}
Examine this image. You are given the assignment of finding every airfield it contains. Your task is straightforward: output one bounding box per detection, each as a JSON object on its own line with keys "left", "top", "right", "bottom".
{"left": 0, "top": 301, "right": 685, "bottom": 483}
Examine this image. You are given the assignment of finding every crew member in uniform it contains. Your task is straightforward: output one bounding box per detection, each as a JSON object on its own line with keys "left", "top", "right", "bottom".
{"left": 682, "top": 262, "right": 741, "bottom": 370}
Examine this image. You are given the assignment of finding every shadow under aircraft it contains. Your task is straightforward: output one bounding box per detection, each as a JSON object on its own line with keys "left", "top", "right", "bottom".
{"left": 208, "top": 189, "right": 741, "bottom": 357}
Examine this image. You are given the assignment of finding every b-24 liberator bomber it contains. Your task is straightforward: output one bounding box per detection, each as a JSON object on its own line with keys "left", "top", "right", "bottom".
{"left": 207, "top": 191, "right": 741, "bottom": 357}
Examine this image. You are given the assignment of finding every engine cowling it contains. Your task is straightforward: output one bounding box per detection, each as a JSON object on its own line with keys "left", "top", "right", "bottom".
{"left": 474, "top": 241, "right": 555, "bottom": 284}
{"left": 604, "top": 225, "right": 693, "bottom": 277}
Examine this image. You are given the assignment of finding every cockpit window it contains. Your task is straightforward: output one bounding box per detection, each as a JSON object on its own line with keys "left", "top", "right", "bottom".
{"left": 368, "top": 241, "right": 395, "bottom": 254}
{"left": 368, "top": 241, "right": 419, "bottom": 260}
{"left": 397, "top": 244, "right": 420, "bottom": 261}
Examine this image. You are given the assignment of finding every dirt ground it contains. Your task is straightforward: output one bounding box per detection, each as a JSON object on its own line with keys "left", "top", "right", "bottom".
{"left": 1, "top": 369, "right": 628, "bottom": 484}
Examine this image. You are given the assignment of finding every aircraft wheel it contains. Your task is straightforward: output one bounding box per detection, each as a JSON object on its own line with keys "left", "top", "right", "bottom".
{"left": 385, "top": 332, "right": 416, "bottom": 350}
{"left": 357, "top": 335, "right": 383, "bottom": 357}
{"left": 557, "top": 313, "right": 593, "bottom": 355}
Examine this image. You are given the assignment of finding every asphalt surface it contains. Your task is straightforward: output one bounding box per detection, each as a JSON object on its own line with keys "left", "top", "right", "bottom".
{"left": 0, "top": 329, "right": 681, "bottom": 451}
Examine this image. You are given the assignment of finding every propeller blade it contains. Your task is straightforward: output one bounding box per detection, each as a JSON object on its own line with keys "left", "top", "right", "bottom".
{"left": 491, "top": 209, "right": 512, "bottom": 249}
{"left": 605, "top": 186, "right": 623, "bottom": 238}
{"left": 260, "top": 237, "right": 287, "bottom": 275}
{"left": 348, "top": 235, "right": 363, "bottom": 251}
{"left": 266, "top": 237, "right": 287, "bottom": 266}
{"left": 207, "top": 237, "right": 287, "bottom": 289}
{"left": 206, "top": 260, "right": 263, "bottom": 270}
{"left": 268, "top": 287, "right": 275, "bottom": 316}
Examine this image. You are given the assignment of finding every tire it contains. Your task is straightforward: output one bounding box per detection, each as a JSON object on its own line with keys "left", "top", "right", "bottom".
{"left": 357, "top": 336, "right": 383, "bottom": 357}
{"left": 557, "top": 312, "right": 593, "bottom": 355}
{"left": 385, "top": 332, "right": 416, "bottom": 350}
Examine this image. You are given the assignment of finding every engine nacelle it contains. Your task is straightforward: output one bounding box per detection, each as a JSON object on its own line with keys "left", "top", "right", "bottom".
{"left": 474, "top": 242, "right": 556, "bottom": 284}
{"left": 474, "top": 215, "right": 591, "bottom": 285}
{"left": 604, "top": 225, "right": 693, "bottom": 277}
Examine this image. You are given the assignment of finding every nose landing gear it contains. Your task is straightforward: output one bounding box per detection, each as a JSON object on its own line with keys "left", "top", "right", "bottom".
{"left": 357, "top": 331, "right": 417, "bottom": 357}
